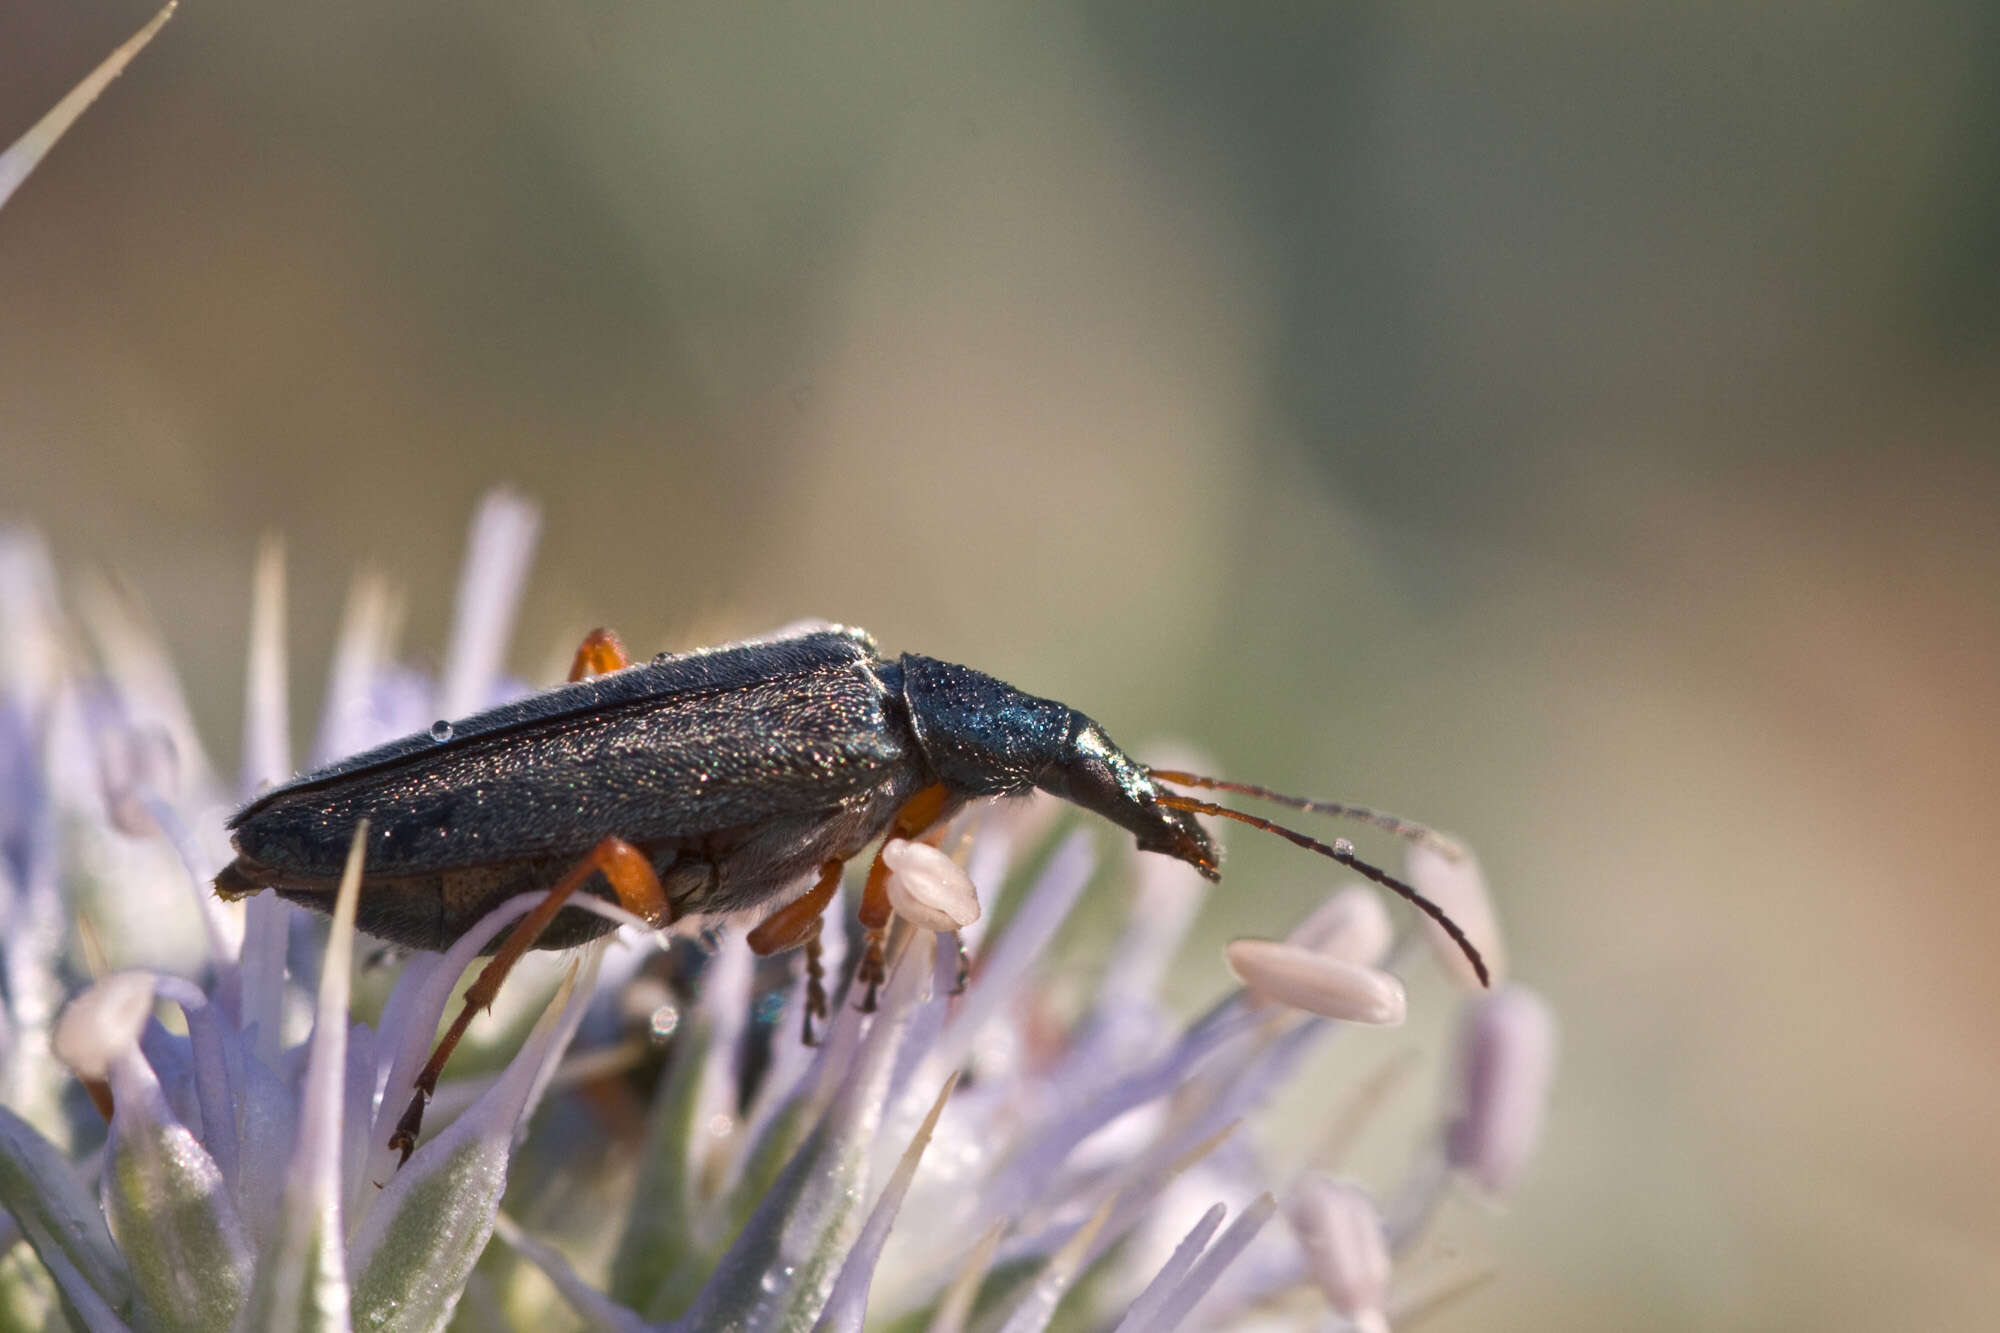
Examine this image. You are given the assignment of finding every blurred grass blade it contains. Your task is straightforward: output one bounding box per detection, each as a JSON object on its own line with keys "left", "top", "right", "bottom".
{"left": 0, "top": 3, "right": 177, "bottom": 212}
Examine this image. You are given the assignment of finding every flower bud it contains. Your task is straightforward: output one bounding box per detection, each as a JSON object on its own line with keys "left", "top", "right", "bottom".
{"left": 1445, "top": 985, "right": 1557, "bottom": 1194}
{"left": 1286, "top": 884, "right": 1394, "bottom": 966}
{"left": 882, "top": 838, "right": 981, "bottom": 932}
{"left": 1286, "top": 1173, "right": 1391, "bottom": 1331}
{"left": 53, "top": 970, "right": 157, "bottom": 1081}
{"left": 1405, "top": 842, "right": 1505, "bottom": 989}
{"left": 1225, "top": 938, "right": 1405, "bottom": 1025}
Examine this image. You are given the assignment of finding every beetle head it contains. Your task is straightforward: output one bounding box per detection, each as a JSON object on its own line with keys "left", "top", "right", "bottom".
{"left": 1047, "top": 720, "right": 1220, "bottom": 880}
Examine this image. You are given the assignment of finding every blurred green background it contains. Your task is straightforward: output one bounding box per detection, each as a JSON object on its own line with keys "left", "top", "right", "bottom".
{"left": 5, "top": 3, "right": 1998, "bottom": 1329}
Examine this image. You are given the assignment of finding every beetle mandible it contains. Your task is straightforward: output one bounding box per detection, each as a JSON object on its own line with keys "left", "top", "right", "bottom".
{"left": 217, "top": 624, "right": 1487, "bottom": 1161}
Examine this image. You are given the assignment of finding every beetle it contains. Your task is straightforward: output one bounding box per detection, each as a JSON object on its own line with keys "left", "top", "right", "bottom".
{"left": 217, "top": 623, "right": 1486, "bottom": 1160}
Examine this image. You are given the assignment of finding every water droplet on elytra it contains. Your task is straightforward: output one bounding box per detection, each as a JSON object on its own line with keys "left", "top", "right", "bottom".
{"left": 428, "top": 720, "right": 454, "bottom": 742}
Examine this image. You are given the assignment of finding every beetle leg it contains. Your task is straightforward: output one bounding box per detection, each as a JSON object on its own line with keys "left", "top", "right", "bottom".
{"left": 802, "top": 927, "right": 827, "bottom": 1044}
{"left": 746, "top": 858, "right": 844, "bottom": 956}
{"left": 747, "top": 859, "right": 844, "bottom": 1045}
{"left": 855, "top": 782, "right": 956, "bottom": 1012}
{"left": 568, "top": 627, "right": 630, "bottom": 681}
{"left": 951, "top": 932, "right": 971, "bottom": 996}
{"left": 387, "top": 835, "right": 668, "bottom": 1164}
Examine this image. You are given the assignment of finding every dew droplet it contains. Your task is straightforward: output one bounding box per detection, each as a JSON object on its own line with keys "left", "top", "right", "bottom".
{"left": 428, "top": 720, "right": 454, "bottom": 742}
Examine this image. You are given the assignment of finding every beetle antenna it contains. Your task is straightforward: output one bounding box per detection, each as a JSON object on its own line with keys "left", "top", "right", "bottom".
{"left": 1146, "top": 769, "right": 1463, "bottom": 859}
{"left": 1153, "top": 791, "right": 1490, "bottom": 987}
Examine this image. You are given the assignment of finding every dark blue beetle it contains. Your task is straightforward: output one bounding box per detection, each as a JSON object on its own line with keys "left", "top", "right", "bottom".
{"left": 219, "top": 626, "right": 1216, "bottom": 950}
{"left": 218, "top": 624, "right": 1483, "bottom": 1159}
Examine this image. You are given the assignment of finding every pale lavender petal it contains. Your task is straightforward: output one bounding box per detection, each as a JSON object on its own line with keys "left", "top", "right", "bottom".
{"left": 365, "top": 950, "right": 446, "bottom": 1109}
{"left": 516, "top": 943, "right": 607, "bottom": 1134}
{"left": 240, "top": 538, "right": 290, "bottom": 796}
{"left": 1287, "top": 885, "right": 1395, "bottom": 967}
{"left": 883, "top": 933, "right": 962, "bottom": 1133}
{"left": 436, "top": 490, "right": 540, "bottom": 720}
{"left": 223, "top": 1023, "right": 299, "bottom": 1239}
{"left": 73, "top": 683, "right": 237, "bottom": 969}
{"left": 691, "top": 932, "right": 754, "bottom": 1179}
{"left": 237, "top": 896, "right": 291, "bottom": 1071}
{"left": 931, "top": 829, "right": 1094, "bottom": 1075}
{"left": 102, "top": 1042, "right": 253, "bottom": 1331}
{"left": 972, "top": 1003, "right": 1257, "bottom": 1231}
{"left": 1150, "top": 1192, "right": 1275, "bottom": 1332}
{"left": 239, "top": 825, "right": 368, "bottom": 1333}
{"left": 358, "top": 892, "right": 545, "bottom": 1194}
{"left": 311, "top": 574, "right": 398, "bottom": 766}
{"left": 91, "top": 713, "right": 178, "bottom": 839}
{"left": 0, "top": 699, "right": 49, "bottom": 890}
{"left": 681, "top": 934, "right": 933, "bottom": 1332}
{"left": 1096, "top": 840, "right": 1207, "bottom": 1012}
{"left": 812, "top": 1070, "right": 959, "bottom": 1333}
{"left": 0, "top": 529, "right": 63, "bottom": 703}
{"left": 74, "top": 574, "right": 220, "bottom": 807}
{"left": 958, "top": 791, "right": 1064, "bottom": 954}
{"left": 1148, "top": 1016, "right": 1327, "bottom": 1175}
{"left": 348, "top": 961, "right": 589, "bottom": 1333}
{"left": 1112, "top": 1202, "right": 1226, "bottom": 1333}
{"left": 149, "top": 975, "right": 238, "bottom": 1189}
{"left": 236, "top": 542, "right": 298, "bottom": 1070}
{"left": 0, "top": 705, "right": 67, "bottom": 1135}
{"left": 362, "top": 666, "right": 435, "bottom": 753}
{"left": 738, "top": 914, "right": 847, "bottom": 1158}
{"left": 906, "top": 1221, "right": 999, "bottom": 1333}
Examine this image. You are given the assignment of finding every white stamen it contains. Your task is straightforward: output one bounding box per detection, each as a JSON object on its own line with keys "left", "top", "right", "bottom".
{"left": 882, "top": 838, "right": 982, "bottom": 932}
{"left": 1405, "top": 841, "right": 1506, "bottom": 989}
{"left": 53, "top": 971, "right": 157, "bottom": 1081}
{"left": 1224, "top": 938, "right": 1405, "bottom": 1026}
{"left": 1286, "top": 1173, "right": 1392, "bottom": 1331}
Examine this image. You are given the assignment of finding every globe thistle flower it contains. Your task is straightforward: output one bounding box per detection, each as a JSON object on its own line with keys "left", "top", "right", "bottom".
{"left": 0, "top": 485, "right": 1555, "bottom": 1330}
{"left": 2, "top": 27, "right": 1555, "bottom": 1329}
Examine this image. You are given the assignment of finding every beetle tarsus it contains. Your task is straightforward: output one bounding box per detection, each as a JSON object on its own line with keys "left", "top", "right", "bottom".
{"left": 951, "top": 933, "right": 970, "bottom": 997}
{"left": 388, "top": 1093, "right": 427, "bottom": 1166}
{"left": 855, "top": 928, "right": 887, "bottom": 1013}
{"left": 802, "top": 927, "right": 827, "bottom": 1045}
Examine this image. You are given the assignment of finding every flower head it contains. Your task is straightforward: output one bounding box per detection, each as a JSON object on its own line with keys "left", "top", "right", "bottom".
{"left": 0, "top": 485, "right": 1553, "bottom": 1330}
